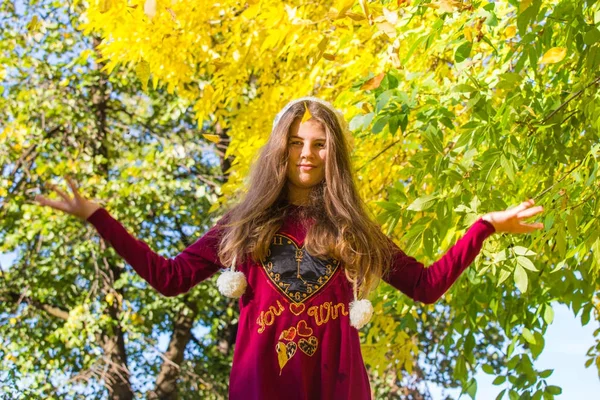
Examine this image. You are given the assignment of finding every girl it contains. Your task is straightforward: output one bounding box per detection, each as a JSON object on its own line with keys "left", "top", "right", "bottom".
{"left": 35, "top": 96, "right": 544, "bottom": 399}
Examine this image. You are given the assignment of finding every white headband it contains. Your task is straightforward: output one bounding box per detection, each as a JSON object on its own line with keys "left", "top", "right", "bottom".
{"left": 272, "top": 96, "right": 352, "bottom": 147}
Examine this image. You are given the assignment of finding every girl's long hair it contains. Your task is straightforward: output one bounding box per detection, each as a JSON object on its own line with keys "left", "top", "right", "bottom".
{"left": 217, "top": 99, "right": 395, "bottom": 299}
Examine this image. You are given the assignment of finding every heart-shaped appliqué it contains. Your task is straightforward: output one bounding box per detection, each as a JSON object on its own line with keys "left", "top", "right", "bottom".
{"left": 261, "top": 233, "right": 340, "bottom": 304}
{"left": 296, "top": 320, "right": 313, "bottom": 337}
{"left": 289, "top": 303, "right": 305, "bottom": 316}
{"left": 298, "top": 336, "right": 318, "bottom": 356}
{"left": 279, "top": 327, "right": 297, "bottom": 341}
{"left": 276, "top": 341, "right": 298, "bottom": 375}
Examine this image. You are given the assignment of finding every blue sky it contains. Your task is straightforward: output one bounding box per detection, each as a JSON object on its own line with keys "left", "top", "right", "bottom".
{"left": 429, "top": 302, "right": 600, "bottom": 399}
{"left": 2, "top": 250, "right": 598, "bottom": 398}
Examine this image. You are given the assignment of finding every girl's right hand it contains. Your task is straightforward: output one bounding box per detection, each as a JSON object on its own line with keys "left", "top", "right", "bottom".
{"left": 34, "top": 175, "right": 102, "bottom": 221}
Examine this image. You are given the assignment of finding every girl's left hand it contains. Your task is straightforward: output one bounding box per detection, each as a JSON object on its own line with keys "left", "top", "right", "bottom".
{"left": 482, "top": 198, "right": 544, "bottom": 234}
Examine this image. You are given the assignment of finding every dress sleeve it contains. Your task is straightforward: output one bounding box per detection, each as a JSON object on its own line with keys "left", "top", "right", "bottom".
{"left": 86, "top": 207, "right": 227, "bottom": 297}
{"left": 382, "top": 218, "right": 496, "bottom": 304}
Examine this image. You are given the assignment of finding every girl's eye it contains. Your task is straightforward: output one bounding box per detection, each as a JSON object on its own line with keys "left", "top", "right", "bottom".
{"left": 288, "top": 141, "right": 325, "bottom": 147}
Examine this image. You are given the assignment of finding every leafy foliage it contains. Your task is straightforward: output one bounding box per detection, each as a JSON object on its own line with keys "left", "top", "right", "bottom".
{"left": 2, "top": 0, "right": 600, "bottom": 398}
{"left": 1, "top": 0, "right": 234, "bottom": 398}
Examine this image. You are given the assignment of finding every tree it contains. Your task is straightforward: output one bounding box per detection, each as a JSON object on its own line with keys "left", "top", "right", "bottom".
{"left": 0, "top": 0, "right": 238, "bottom": 398}
{"left": 80, "top": 0, "right": 600, "bottom": 399}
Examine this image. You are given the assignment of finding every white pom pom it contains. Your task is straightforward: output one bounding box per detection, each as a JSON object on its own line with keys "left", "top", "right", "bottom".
{"left": 216, "top": 270, "right": 247, "bottom": 298}
{"left": 349, "top": 299, "right": 373, "bottom": 329}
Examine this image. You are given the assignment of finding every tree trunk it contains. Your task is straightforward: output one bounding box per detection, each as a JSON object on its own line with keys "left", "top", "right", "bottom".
{"left": 149, "top": 301, "right": 198, "bottom": 400}
{"left": 91, "top": 35, "right": 133, "bottom": 399}
{"left": 99, "top": 300, "right": 133, "bottom": 400}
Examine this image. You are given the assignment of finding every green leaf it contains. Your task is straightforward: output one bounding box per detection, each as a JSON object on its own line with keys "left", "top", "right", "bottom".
{"left": 544, "top": 213, "right": 555, "bottom": 230}
{"left": 482, "top": 364, "right": 495, "bottom": 374}
{"left": 512, "top": 246, "right": 536, "bottom": 256}
{"left": 407, "top": 194, "right": 438, "bottom": 211}
{"left": 376, "top": 90, "right": 394, "bottom": 113}
{"left": 514, "top": 264, "right": 528, "bottom": 293}
{"left": 550, "top": 260, "right": 566, "bottom": 273}
{"left": 516, "top": 256, "right": 538, "bottom": 271}
{"left": 530, "top": 331, "right": 545, "bottom": 359}
{"left": 455, "top": 41, "right": 473, "bottom": 63}
{"left": 453, "top": 84, "right": 477, "bottom": 93}
{"left": 423, "top": 227, "right": 434, "bottom": 257}
{"left": 584, "top": 28, "right": 600, "bottom": 46}
{"left": 371, "top": 115, "right": 390, "bottom": 134}
{"left": 522, "top": 327, "right": 536, "bottom": 344}
{"left": 492, "top": 375, "right": 506, "bottom": 385}
{"left": 517, "top": 5, "right": 538, "bottom": 37}
{"left": 556, "top": 228, "right": 566, "bottom": 258}
{"left": 388, "top": 116, "right": 400, "bottom": 135}
{"left": 349, "top": 114, "right": 365, "bottom": 131}
{"left": 501, "top": 154, "right": 516, "bottom": 182}
{"left": 539, "top": 369, "right": 553, "bottom": 378}
{"left": 581, "top": 303, "right": 592, "bottom": 326}
{"left": 566, "top": 213, "right": 577, "bottom": 238}
{"left": 453, "top": 355, "right": 467, "bottom": 380}
{"left": 498, "top": 268, "right": 512, "bottom": 285}
{"left": 545, "top": 386, "right": 562, "bottom": 395}
{"left": 466, "top": 378, "right": 477, "bottom": 399}
{"left": 543, "top": 304, "right": 554, "bottom": 324}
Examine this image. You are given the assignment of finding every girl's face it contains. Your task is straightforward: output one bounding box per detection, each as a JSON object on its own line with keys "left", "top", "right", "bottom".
{"left": 286, "top": 119, "right": 327, "bottom": 202}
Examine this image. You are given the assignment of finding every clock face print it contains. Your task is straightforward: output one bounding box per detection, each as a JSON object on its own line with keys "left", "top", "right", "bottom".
{"left": 260, "top": 233, "right": 340, "bottom": 304}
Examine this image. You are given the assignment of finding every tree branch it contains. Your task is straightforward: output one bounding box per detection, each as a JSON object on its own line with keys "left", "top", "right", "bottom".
{"left": 3, "top": 291, "right": 70, "bottom": 320}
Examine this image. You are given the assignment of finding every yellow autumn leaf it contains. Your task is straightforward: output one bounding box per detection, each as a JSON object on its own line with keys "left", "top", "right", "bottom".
{"left": 301, "top": 102, "right": 312, "bottom": 123}
{"left": 203, "top": 134, "right": 221, "bottom": 143}
{"left": 131, "top": 313, "right": 144, "bottom": 325}
{"left": 144, "top": 0, "right": 157, "bottom": 18}
{"left": 136, "top": 59, "right": 150, "bottom": 91}
{"left": 519, "top": 0, "right": 532, "bottom": 13}
{"left": 98, "top": 0, "right": 112, "bottom": 14}
{"left": 505, "top": 25, "right": 517, "bottom": 39}
{"left": 464, "top": 26, "right": 474, "bottom": 42}
{"left": 358, "top": 0, "right": 372, "bottom": 25}
{"left": 26, "top": 16, "right": 41, "bottom": 32}
{"left": 540, "top": 47, "right": 567, "bottom": 64}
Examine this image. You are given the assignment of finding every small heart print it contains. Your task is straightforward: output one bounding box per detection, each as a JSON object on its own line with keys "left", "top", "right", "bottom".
{"left": 279, "top": 327, "right": 297, "bottom": 341}
{"left": 298, "top": 336, "right": 318, "bottom": 356}
{"left": 296, "top": 320, "right": 313, "bottom": 337}
{"left": 290, "top": 303, "right": 306, "bottom": 316}
{"left": 276, "top": 341, "right": 298, "bottom": 375}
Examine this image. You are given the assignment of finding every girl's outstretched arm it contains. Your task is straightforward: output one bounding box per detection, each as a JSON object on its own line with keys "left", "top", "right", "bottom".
{"left": 382, "top": 217, "right": 495, "bottom": 304}
{"left": 382, "top": 198, "right": 544, "bottom": 303}
{"left": 86, "top": 208, "right": 226, "bottom": 297}
{"left": 35, "top": 174, "right": 229, "bottom": 297}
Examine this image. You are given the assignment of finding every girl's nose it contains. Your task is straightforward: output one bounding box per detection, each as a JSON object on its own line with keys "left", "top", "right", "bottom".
{"left": 301, "top": 144, "right": 314, "bottom": 158}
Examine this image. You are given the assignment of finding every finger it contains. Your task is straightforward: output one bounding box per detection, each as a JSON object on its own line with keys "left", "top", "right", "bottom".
{"left": 509, "top": 198, "right": 535, "bottom": 216}
{"left": 65, "top": 175, "right": 82, "bottom": 200}
{"left": 516, "top": 205, "right": 544, "bottom": 219}
{"left": 45, "top": 182, "right": 72, "bottom": 203}
{"left": 518, "top": 222, "right": 544, "bottom": 232}
{"left": 35, "top": 195, "right": 71, "bottom": 213}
